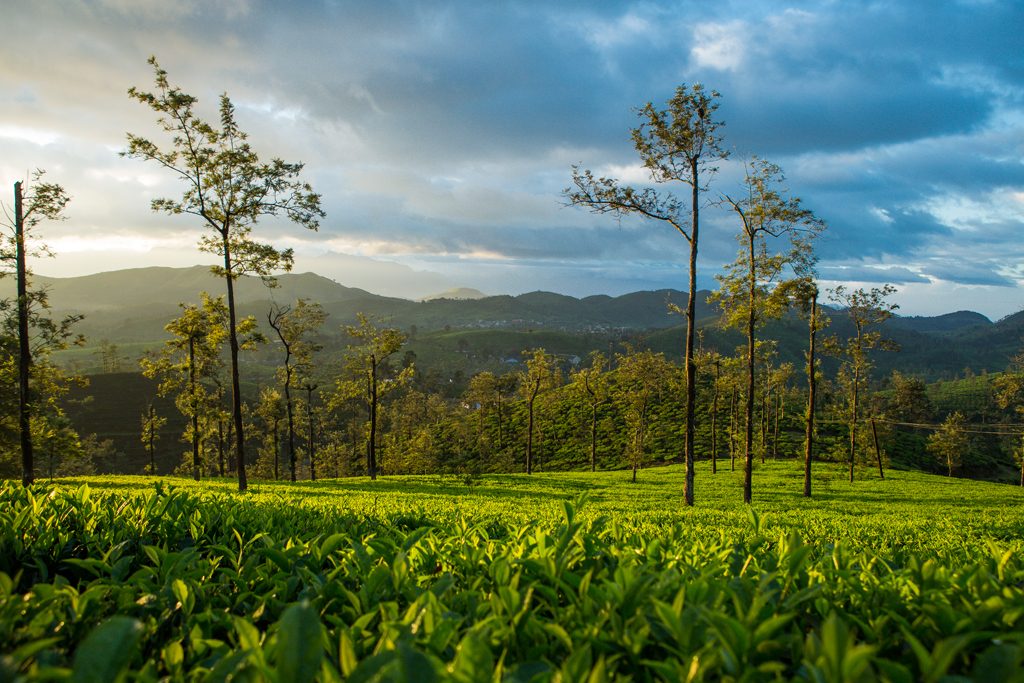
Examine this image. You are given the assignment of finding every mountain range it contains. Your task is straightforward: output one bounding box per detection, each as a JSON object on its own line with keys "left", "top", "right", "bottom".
{"left": 5, "top": 265, "right": 1022, "bottom": 381}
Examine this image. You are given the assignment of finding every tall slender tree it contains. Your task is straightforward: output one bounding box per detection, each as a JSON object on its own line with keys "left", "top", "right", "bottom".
{"left": 267, "top": 299, "right": 326, "bottom": 481}
{"left": 2, "top": 172, "right": 75, "bottom": 485}
{"left": 708, "top": 352, "right": 723, "bottom": 474}
{"left": 566, "top": 84, "right": 727, "bottom": 506}
{"left": 125, "top": 57, "right": 324, "bottom": 491}
{"left": 782, "top": 276, "right": 828, "bottom": 497}
{"left": 141, "top": 293, "right": 260, "bottom": 480}
{"left": 713, "top": 158, "right": 823, "bottom": 503}
{"left": 140, "top": 402, "right": 166, "bottom": 474}
{"left": 254, "top": 386, "right": 285, "bottom": 480}
{"left": 141, "top": 295, "right": 225, "bottom": 481}
{"left": 826, "top": 285, "right": 899, "bottom": 483}
{"left": 519, "top": 349, "right": 560, "bottom": 475}
{"left": 334, "top": 314, "right": 410, "bottom": 480}
{"left": 615, "top": 349, "right": 673, "bottom": 483}
{"left": 301, "top": 382, "right": 319, "bottom": 480}
{"left": 927, "top": 412, "right": 968, "bottom": 477}
{"left": 571, "top": 351, "right": 609, "bottom": 472}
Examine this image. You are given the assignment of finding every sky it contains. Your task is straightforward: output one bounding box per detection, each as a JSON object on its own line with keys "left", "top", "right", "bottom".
{"left": 1, "top": 0, "right": 1022, "bottom": 318}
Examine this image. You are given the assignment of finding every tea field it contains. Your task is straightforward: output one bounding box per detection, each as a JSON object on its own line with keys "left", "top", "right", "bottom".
{"left": 2, "top": 462, "right": 1024, "bottom": 681}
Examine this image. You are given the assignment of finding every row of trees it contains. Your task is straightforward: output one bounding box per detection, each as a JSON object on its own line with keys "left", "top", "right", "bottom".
{"left": 4, "top": 63, "right": 1021, "bottom": 500}
{"left": 139, "top": 275, "right": 1012, "bottom": 490}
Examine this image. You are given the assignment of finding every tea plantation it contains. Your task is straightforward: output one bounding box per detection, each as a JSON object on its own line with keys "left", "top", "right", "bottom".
{"left": 2, "top": 462, "right": 1024, "bottom": 681}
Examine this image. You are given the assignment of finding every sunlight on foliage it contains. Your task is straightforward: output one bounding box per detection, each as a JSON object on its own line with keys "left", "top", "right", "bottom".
{"left": 1, "top": 463, "right": 1023, "bottom": 680}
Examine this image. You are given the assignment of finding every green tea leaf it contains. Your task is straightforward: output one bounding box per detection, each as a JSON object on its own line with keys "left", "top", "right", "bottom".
{"left": 275, "top": 602, "right": 323, "bottom": 683}
{"left": 71, "top": 616, "right": 143, "bottom": 683}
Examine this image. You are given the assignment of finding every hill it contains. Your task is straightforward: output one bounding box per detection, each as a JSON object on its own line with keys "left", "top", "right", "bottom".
{"left": 4, "top": 265, "right": 1020, "bottom": 381}
{"left": 14, "top": 267, "right": 720, "bottom": 357}
{"left": 421, "top": 287, "right": 488, "bottom": 301}
{"left": 888, "top": 310, "right": 992, "bottom": 334}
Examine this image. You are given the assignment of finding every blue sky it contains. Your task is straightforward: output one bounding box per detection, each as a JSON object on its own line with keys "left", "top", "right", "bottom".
{"left": 2, "top": 1, "right": 1022, "bottom": 317}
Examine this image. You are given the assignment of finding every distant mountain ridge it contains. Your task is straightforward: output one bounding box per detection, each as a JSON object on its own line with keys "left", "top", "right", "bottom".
{"left": 887, "top": 310, "right": 992, "bottom": 334}
{"left": 5, "top": 265, "right": 1021, "bottom": 379}
{"left": 6, "top": 266, "right": 716, "bottom": 340}
{"left": 421, "top": 288, "right": 488, "bottom": 301}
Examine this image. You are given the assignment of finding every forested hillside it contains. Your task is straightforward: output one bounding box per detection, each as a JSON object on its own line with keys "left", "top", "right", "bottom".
{"left": 2, "top": 264, "right": 1017, "bottom": 485}
{"left": 5, "top": 265, "right": 1013, "bottom": 381}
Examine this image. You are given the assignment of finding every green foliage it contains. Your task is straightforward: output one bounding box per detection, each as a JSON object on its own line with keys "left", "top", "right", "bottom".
{"left": 332, "top": 313, "right": 411, "bottom": 479}
{"left": 139, "top": 293, "right": 257, "bottom": 480}
{"left": 567, "top": 83, "right": 731, "bottom": 505}
{"left": 125, "top": 56, "right": 325, "bottom": 491}
{"left": 267, "top": 299, "right": 326, "bottom": 482}
{"left": 928, "top": 411, "right": 970, "bottom": 477}
{"left": 124, "top": 57, "right": 323, "bottom": 266}
{"left": 0, "top": 172, "right": 85, "bottom": 484}
{"left": 614, "top": 349, "right": 675, "bottom": 480}
{"left": 1, "top": 464, "right": 1023, "bottom": 680}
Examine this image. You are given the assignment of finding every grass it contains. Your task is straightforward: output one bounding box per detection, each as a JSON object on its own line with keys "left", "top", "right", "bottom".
{"left": 68, "top": 459, "right": 1024, "bottom": 552}
{"left": 3, "top": 460, "right": 1024, "bottom": 681}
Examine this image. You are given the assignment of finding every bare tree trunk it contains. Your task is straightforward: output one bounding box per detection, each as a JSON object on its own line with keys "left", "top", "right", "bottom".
{"left": 368, "top": 356, "right": 378, "bottom": 480}
{"left": 871, "top": 418, "right": 884, "bottom": 479}
{"left": 148, "top": 403, "right": 157, "bottom": 474}
{"left": 772, "top": 388, "right": 782, "bottom": 459}
{"left": 683, "top": 158, "right": 699, "bottom": 506}
{"left": 743, "top": 234, "right": 756, "bottom": 505}
{"left": 286, "top": 380, "right": 296, "bottom": 482}
{"left": 729, "top": 387, "right": 738, "bottom": 471}
{"left": 590, "top": 401, "right": 598, "bottom": 472}
{"left": 306, "top": 385, "right": 317, "bottom": 481}
{"left": 272, "top": 418, "right": 280, "bottom": 480}
{"left": 222, "top": 243, "right": 247, "bottom": 492}
{"left": 217, "top": 412, "right": 225, "bottom": 477}
{"left": 15, "top": 182, "right": 34, "bottom": 486}
{"left": 804, "top": 291, "right": 818, "bottom": 497}
{"left": 711, "top": 360, "right": 720, "bottom": 474}
{"left": 189, "top": 336, "right": 200, "bottom": 481}
{"left": 849, "top": 367, "right": 860, "bottom": 483}
{"left": 760, "top": 388, "right": 769, "bottom": 464}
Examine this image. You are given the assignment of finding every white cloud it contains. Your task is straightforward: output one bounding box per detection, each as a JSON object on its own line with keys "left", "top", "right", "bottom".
{"left": 582, "top": 11, "right": 654, "bottom": 49}
{"left": 44, "top": 232, "right": 199, "bottom": 254}
{"left": 922, "top": 186, "right": 1024, "bottom": 231}
{"left": 870, "top": 206, "right": 895, "bottom": 224}
{"left": 690, "top": 21, "right": 746, "bottom": 72}
{"left": 0, "top": 125, "right": 61, "bottom": 146}
{"left": 599, "top": 163, "right": 653, "bottom": 185}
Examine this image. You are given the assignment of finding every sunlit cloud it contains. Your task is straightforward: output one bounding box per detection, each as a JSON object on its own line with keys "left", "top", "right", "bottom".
{"left": 44, "top": 233, "right": 200, "bottom": 254}
{"left": 1, "top": 0, "right": 1021, "bottom": 317}
{"left": 0, "top": 125, "right": 61, "bottom": 146}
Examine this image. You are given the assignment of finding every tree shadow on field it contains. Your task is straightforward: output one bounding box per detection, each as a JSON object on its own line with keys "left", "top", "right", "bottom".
{"left": 254, "top": 475, "right": 600, "bottom": 504}
{"left": 759, "top": 479, "right": 1023, "bottom": 511}
{"left": 48, "top": 477, "right": 164, "bottom": 492}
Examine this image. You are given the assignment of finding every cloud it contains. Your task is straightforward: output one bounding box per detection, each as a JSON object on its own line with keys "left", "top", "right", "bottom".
{"left": 691, "top": 21, "right": 746, "bottom": 72}
{"left": 1, "top": 0, "right": 1022, "bottom": 317}
{"left": 819, "top": 265, "right": 931, "bottom": 285}
{"left": 923, "top": 260, "right": 1016, "bottom": 287}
